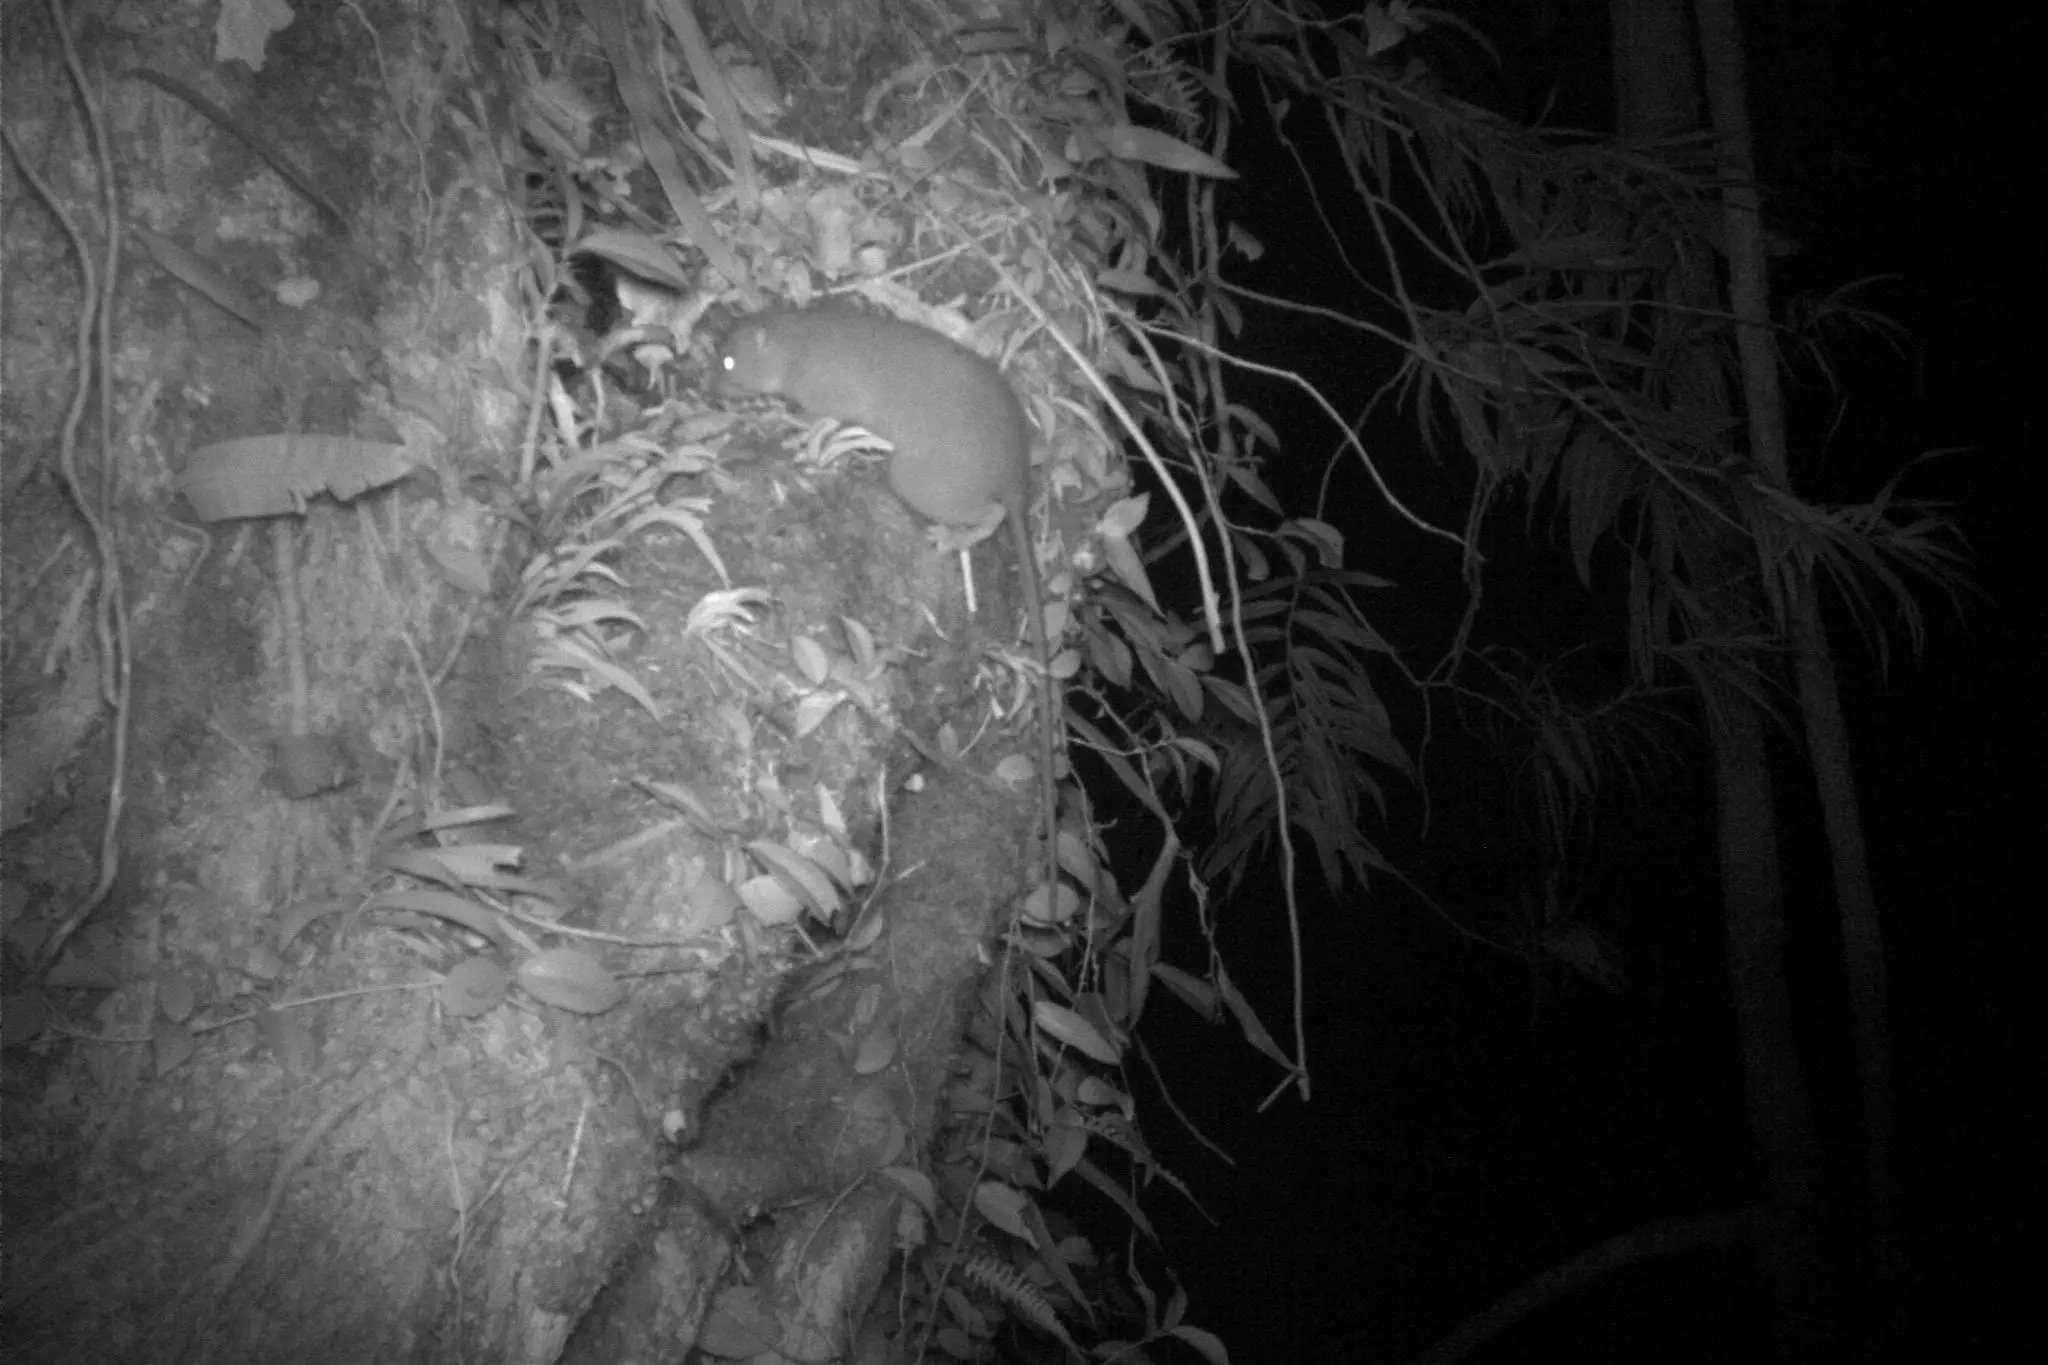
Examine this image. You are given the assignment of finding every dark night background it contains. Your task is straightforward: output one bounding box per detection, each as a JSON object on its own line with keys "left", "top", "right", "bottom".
{"left": 1117, "top": 5, "right": 2031, "bottom": 1362}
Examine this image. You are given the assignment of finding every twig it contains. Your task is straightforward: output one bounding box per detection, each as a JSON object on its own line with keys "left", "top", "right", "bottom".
{"left": 1404, "top": 1208, "right": 1761, "bottom": 1365}
{"left": 213, "top": 1023, "right": 431, "bottom": 1292}
{"left": 8, "top": 0, "right": 135, "bottom": 979}
{"left": 124, "top": 67, "right": 348, "bottom": 231}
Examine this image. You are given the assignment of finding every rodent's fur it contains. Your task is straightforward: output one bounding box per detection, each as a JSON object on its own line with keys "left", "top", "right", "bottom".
{"left": 712, "top": 308, "right": 1030, "bottom": 523}
{"left": 712, "top": 308, "right": 1061, "bottom": 895}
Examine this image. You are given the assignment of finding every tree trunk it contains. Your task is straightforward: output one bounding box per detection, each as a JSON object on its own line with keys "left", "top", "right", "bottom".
{"left": 1709, "top": 684, "right": 1842, "bottom": 1360}
{"left": 1693, "top": 0, "right": 1911, "bottom": 1350}
{"left": 0, "top": 4, "right": 1038, "bottom": 1360}
{"left": 1788, "top": 599, "right": 1908, "bottom": 1356}
{"left": 1608, "top": 0, "right": 1844, "bottom": 1356}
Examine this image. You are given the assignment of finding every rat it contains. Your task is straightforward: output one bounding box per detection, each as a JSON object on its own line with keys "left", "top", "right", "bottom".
{"left": 711, "top": 307, "right": 1062, "bottom": 907}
